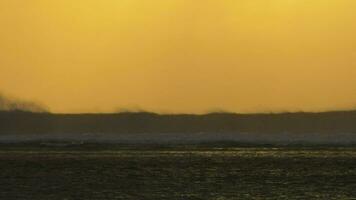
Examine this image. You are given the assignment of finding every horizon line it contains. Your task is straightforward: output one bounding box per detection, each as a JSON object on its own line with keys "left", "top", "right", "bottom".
{"left": 2, "top": 108, "right": 356, "bottom": 116}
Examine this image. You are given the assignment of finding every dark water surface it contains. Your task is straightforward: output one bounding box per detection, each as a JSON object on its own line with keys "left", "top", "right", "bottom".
{"left": 0, "top": 147, "right": 356, "bottom": 199}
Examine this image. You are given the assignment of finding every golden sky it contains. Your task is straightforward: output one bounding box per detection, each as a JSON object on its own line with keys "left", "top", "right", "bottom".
{"left": 1, "top": 0, "right": 356, "bottom": 113}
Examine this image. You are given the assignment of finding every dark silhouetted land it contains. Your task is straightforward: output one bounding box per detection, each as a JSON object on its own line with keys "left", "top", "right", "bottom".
{"left": 1, "top": 110, "right": 356, "bottom": 145}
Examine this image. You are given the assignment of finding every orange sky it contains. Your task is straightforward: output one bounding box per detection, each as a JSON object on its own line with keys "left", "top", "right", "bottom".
{"left": 1, "top": 0, "right": 356, "bottom": 113}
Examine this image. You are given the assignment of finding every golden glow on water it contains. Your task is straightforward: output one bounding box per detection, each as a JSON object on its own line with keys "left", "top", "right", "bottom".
{"left": 1, "top": 0, "right": 356, "bottom": 113}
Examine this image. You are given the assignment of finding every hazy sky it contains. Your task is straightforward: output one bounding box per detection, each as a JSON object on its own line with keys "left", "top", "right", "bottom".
{"left": 1, "top": 0, "right": 356, "bottom": 113}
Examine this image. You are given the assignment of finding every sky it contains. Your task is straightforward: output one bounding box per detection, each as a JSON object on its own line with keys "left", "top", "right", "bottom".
{"left": 1, "top": 0, "right": 356, "bottom": 113}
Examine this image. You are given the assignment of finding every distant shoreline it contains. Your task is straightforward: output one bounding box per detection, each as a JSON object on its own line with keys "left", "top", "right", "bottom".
{"left": 1, "top": 110, "right": 356, "bottom": 145}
